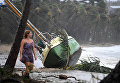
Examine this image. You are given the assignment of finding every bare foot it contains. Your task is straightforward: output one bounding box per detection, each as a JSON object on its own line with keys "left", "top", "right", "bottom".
{"left": 22, "top": 71, "right": 25, "bottom": 76}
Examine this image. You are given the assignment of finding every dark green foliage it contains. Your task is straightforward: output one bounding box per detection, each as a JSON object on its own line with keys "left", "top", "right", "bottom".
{"left": 0, "top": 0, "right": 120, "bottom": 44}
{"left": 71, "top": 57, "right": 112, "bottom": 73}
{"left": 0, "top": 67, "right": 6, "bottom": 79}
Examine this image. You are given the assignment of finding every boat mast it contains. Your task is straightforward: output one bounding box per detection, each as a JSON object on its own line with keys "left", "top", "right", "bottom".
{"left": 4, "top": 0, "right": 49, "bottom": 45}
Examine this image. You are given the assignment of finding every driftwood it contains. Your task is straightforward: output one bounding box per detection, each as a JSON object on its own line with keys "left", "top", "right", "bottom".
{"left": 100, "top": 61, "right": 120, "bottom": 83}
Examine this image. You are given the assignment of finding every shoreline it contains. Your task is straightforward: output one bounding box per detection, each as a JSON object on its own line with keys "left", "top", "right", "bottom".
{"left": 0, "top": 43, "right": 119, "bottom": 54}
{"left": 81, "top": 43, "right": 118, "bottom": 47}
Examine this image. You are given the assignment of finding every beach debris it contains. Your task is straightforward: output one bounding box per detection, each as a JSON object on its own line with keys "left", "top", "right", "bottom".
{"left": 70, "top": 57, "right": 112, "bottom": 73}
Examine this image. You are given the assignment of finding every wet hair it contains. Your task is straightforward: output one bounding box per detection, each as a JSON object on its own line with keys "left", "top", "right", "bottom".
{"left": 24, "top": 30, "right": 31, "bottom": 38}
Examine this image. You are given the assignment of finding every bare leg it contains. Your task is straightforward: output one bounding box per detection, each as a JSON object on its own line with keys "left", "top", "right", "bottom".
{"left": 29, "top": 62, "right": 34, "bottom": 71}
{"left": 23, "top": 62, "right": 30, "bottom": 75}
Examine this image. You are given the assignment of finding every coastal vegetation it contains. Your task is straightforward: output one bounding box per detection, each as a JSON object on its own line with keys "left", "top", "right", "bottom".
{"left": 0, "top": 0, "right": 120, "bottom": 44}
{"left": 69, "top": 57, "right": 112, "bottom": 73}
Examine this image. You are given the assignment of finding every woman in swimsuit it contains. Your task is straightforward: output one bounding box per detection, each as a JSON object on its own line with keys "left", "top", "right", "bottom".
{"left": 20, "top": 30, "right": 37, "bottom": 76}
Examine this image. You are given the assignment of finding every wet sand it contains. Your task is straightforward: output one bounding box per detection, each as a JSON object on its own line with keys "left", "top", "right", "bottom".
{"left": 0, "top": 44, "right": 11, "bottom": 54}
{"left": 14, "top": 68, "right": 107, "bottom": 83}
{"left": 1, "top": 44, "right": 119, "bottom": 83}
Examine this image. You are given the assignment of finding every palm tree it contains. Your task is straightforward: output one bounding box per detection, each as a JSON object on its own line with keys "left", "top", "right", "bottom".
{"left": 4, "top": 0, "right": 32, "bottom": 75}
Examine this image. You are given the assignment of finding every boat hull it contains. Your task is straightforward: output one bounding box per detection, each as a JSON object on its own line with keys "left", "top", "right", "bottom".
{"left": 41, "top": 37, "right": 82, "bottom": 68}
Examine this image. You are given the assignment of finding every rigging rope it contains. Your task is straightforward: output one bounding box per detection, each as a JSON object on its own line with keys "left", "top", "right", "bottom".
{"left": 4, "top": 0, "right": 49, "bottom": 45}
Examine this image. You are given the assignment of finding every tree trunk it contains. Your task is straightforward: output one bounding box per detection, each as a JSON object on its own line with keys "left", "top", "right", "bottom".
{"left": 100, "top": 61, "right": 120, "bottom": 83}
{"left": 4, "top": 0, "right": 32, "bottom": 75}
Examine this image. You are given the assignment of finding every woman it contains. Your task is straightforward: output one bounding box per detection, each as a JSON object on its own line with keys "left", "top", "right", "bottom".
{"left": 20, "top": 30, "right": 37, "bottom": 76}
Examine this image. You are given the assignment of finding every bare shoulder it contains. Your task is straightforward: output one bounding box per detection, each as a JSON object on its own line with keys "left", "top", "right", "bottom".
{"left": 30, "top": 39, "right": 34, "bottom": 42}
{"left": 21, "top": 39, "right": 26, "bottom": 43}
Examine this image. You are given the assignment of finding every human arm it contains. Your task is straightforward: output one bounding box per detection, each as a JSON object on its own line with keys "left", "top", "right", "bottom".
{"left": 33, "top": 41, "right": 37, "bottom": 60}
{"left": 20, "top": 39, "right": 24, "bottom": 61}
